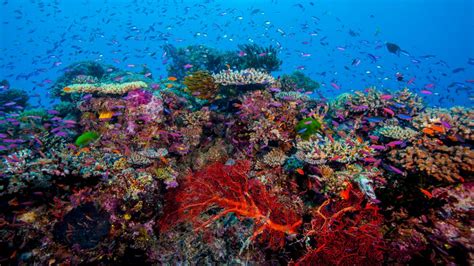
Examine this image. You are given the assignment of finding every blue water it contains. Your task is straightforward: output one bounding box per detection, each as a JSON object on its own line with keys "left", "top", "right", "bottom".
{"left": 1, "top": 0, "right": 473, "bottom": 107}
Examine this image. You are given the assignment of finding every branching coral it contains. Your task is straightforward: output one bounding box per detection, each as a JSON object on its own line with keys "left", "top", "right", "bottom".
{"left": 295, "top": 137, "right": 372, "bottom": 165}
{"left": 159, "top": 160, "right": 302, "bottom": 250}
{"left": 183, "top": 71, "right": 219, "bottom": 100}
{"left": 63, "top": 81, "right": 148, "bottom": 95}
{"left": 388, "top": 137, "right": 474, "bottom": 183}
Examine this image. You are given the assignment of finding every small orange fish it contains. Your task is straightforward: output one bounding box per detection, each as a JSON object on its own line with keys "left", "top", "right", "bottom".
{"left": 422, "top": 128, "right": 435, "bottom": 136}
{"left": 75, "top": 147, "right": 91, "bottom": 156}
{"left": 63, "top": 87, "right": 72, "bottom": 92}
{"left": 168, "top": 76, "right": 178, "bottom": 81}
{"left": 430, "top": 125, "right": 445, "bottom": 133}
{"left": 112, "top": 149, "right": 121, "bottom": 155}
{"left": 295, "top": 168, "right": 304, "bottom": 175}
{"left": 419, "top": 188, "right": 432, "bottom": 199}
{"left": 340, "top": 182, "right": 352, "bottom": 200}
{"left": 98, "top": 111, "right": 114, "bottom": 120}
{"left": 166, "top": 84, "right": 173, "bottom": 88}
{"left": 8, "top": 198, "right": 19, "bottom": 206}
{"left": 356, "top": 135, "right": 363, "bottom": 144}
{"left": 160, "top": 156, "right": 169, "bottom": 164}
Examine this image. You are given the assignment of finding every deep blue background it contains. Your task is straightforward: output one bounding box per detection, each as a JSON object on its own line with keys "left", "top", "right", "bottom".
{"left": 1, "top": 0, "right": 473, "bottom": 107}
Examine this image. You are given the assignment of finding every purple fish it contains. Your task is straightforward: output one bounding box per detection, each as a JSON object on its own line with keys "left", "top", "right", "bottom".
{"left": 388, "top": 165, "right": 405, "bottom": 175}
{"left": 52, "top": 126, "right": 65, "bottom": 133}
{"left": 269, "top": 102, "right": 282, "bottom": 107}
{"left": 4, "top": 102, "right": 16, "bottom": 106}
{"left": 386, "top": 140, "right": 404, "bottom": 148}
{"left": 440, "top": 120, "right": 451, "bottom": 129}
{"left": 370, "top": 145, "right": 385, "bottom": 150}
{"left": 0, "top": 145, "right": 8, "bottom": 151}
{"left": 82, "top": 94, "right": 93, "bottom": 101}
{"left": 55, "top": 131, "right": 68, "bottom": 137}
{"left": 62, "top": 120, "right": 77, "bottom": 124}
{"left": 47, "top": 110, "right": 60, "bottom": 115}
{"left": 0, "top": 133, "right": 7, "bottom": 138}
{"left": 269, "top": 87, "right": 281, "bottom": 92}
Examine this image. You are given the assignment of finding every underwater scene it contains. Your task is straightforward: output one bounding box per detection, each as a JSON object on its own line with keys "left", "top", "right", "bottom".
{"left": 0, "top": 0, "right": 473, "bottom": 264}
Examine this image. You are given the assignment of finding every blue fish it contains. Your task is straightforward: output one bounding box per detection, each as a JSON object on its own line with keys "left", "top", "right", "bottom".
{"left": 397, "top": 114, "right": 412, "bottom": 120}
{"left": 365, "top": 117, "right": 384, "bottom": 123}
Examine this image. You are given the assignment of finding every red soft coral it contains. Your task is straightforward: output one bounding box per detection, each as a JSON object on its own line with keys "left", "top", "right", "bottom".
{"left": 159, "top": 160, "right": 302, "bottom": 250}
{"left": 297, "top": 188, "right": 385, "bottom": 266}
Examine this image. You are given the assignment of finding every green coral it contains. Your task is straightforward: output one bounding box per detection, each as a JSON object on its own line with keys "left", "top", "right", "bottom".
{"left": 295, "top": 118, "right": 322, "bottom": 140}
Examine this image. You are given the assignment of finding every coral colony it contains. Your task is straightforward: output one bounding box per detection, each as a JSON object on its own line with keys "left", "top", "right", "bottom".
{"left": 0, "top": 45, "right": 473, "bottom": 265}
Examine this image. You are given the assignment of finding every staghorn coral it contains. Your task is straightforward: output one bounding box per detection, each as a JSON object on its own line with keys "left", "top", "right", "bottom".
{"left": 63, "top": 81, "right": 148, "bottom": 95}
{"left": 377, "top": 125, "right": 419, "bottom": 139}
{"left": 388, "top": 137, "right": 474, "bottom": 183}
{"left": 183, "top": 71, "right": 219, "bottom": 100}
{"left": 295, "top": 136, "right": 372, "bottom": 165}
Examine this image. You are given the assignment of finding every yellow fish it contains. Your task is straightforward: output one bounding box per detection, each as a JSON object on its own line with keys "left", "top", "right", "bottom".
{"left": 99, "top": 111, "right": 114, "bottom": 120}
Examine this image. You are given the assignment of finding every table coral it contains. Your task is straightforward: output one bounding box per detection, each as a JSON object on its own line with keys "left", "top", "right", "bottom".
{"left": 63, "top": 81, "right": 148, "bottom": 95}
{"left": 212, "top": 68, "right": 275, "bottom": 86}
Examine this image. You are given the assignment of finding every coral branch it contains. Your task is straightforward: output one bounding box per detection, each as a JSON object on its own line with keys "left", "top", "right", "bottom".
{"left": 159, "top": 160, "right": 302, "bottom": 250}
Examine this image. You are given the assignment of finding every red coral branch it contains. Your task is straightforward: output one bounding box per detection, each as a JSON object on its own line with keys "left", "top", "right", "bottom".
{"left": 159, "top": 160, "right": 302, "bottom": 250}
{"left": 297, "top": 189, "right": 385, "bottom": 266}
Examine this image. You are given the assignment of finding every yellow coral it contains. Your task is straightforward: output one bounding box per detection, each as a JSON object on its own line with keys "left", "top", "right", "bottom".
{"left": 183, "top": 71, "right": 218, "bottom": 100}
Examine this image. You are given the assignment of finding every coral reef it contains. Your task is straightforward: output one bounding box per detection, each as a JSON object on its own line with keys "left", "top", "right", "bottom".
{"left": 0, "top": 54, "right": 472, "bottom": 265}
